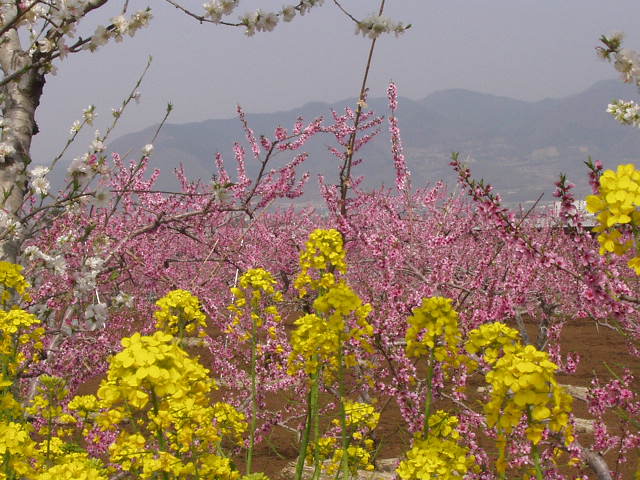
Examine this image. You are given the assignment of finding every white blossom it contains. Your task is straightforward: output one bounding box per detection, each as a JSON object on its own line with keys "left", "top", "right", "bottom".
{"left": 37, "top": 38, "right": 54, "bottom": 53}
{"left": 203, "top": 0, "right": 238, "bottom": 22}
{"left": 69, "top": 120, "right": 81, "bottom": 135}
{"left": 56, "top": 233, "right": 75, "bottom": 245}
{"left": 91, "top": 188, "right": 112, "bottom": 208}
{"left": 82, "top": 105, "right": 96, "bottom": 125}
{"left": 127, "top": 9, "right": 152, "bottom": 36}
{"left": 608, "top": 99, "right": 640, "bottom": 127}
{"left": 86, "top": 256, "right": 105, "bottom": 271}
{"left": 73, "top": 272, "right": 96, "bottom": 295}
{"left": 614, "top": 48, "right": 640, "bottom": 84}
{"left": 112, "top": 15, "right": 128, "bottom": 35}
{"left": 68, "top": 153, "right": 90, "bottom": 175}
{"left": 281, "top": 5, "right": 296, "bottom": 22}
{"left": 220, "top": 0, "right": 239, "bottom": 14}
{"left": 256, "top": 11, "right": 278, "bottom": 32}
{"left": 0, "top": 142, "right": 15, "bottom": 162}
{"left": 142, "top": 144, "right": 154, "bottom": 156}
{"left": 0, "top": 210, "right": 23, "bottom": 240}
{"left": 89, "top": 25, "right": 110, "bottom": 51}
{"left": 49, "top": 255, "right": 68, "bottom": 275}
{"left": 114, "top": 292, "right": 134, "bottom": 308}
{"left": 90, "top": 133, "right": 105, "bottom": 153}
{"left": 30, "top": 175, "right": 50, "bottom": 196}
{"left": 203, "top": 2, "right": 224, "bottom": 22}
{"left": 29, "top": 165, "right": 49, "bottom": 178}
{"left": 73, "top": 256, "right": 105, "bottom": 298}
{"left": 240, "top": 11, "right": 259, "bottom": 36}
{"left": 356, "top": 14, "right": 407, "bottom": 39}
{"left": 22, "top": 245, "right": 67, "bottom": 274}
{"left": 85, "top": 303, "right": 108, "bottom": 330}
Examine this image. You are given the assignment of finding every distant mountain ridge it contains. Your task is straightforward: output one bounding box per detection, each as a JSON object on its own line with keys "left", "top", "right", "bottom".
{"left": 108, "top": 79, "right": 640, "bottom": 206}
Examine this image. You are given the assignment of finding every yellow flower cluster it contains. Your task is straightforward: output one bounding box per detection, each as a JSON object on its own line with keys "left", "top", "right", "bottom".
{"left": 241, "top": 474, "right": 271, "bottom": 480}
{"left": 0, "top": 420, "right": 38, "bottom": 477}
{"left": 465, "top": 321, "right": 520, "bottom": 365}
{"left": 464, "top": 322, "right": 573, "bottom": 473}
{"left": 396, "top": 435, "right": 476, "bottom": 480}
{"left": 0, "top": 381, "right": 94, "bottom": 479}
{"left": 0, "top": 261, "right": 31, "bottom": 306}
{"left": 405, "top": 296, "right": 461, "bottom": 364}
{"left": 294, "top": 229, "right": 347, "bottom": 296}
{"left": 313, "top": 282, "right": 373, "bottom": 343}
{"left": 0, "top": 263, "right": 42, "bottom": 389}
{"left": 236, "top": 268, "right": 282, "bottom": 299}
{"left": 67, "top": 394, "right": 98, "bottom": 412}
{"left": 426, "top": 410, "right": 462, "bottom": 440}
{"left": 312, "top": 401, "right": 379, "bottom": 475}
{"left": 0, "top": 265, "right": 95, "bottom": 479}
{"left": 26, "top": 375, "right": 76, "bottom": 441}
{"left": 154, "top": 289, "right": 208, "bottom": 338}
{"left": 213, "top": 401, "right": 248, "bottom": 445}
{"left": 586, "top": 163, "right": 640, "bottom": 272}
{"left": 342, "top": 400, "right": 380, "bottom": 431}
{"left": 0, "top": 268, "right": 249, "bottom": 479}
{"left": 288, "top": 313, "right": 336, "bottom": 375}
{"left": 0, "top": 390, "right": 23, "bottom": 420}
{"left": 228, "top": 268, "right": 283, "bottom": 333}
{"left": 0, "top": 308, "right": 44, "bottom": 382}
{"left": 34, "top": 454, "right": 107, "bottom": 480}
{"left": 397, "top": 411, "right": 476, "bottom": 480}
{"left": 310, "top": 436, "right": 376, "bottom": 476}
{"left": 484, "top": 344, "right": 573, "bottom": 445}
{"left": 95, "top": 330, "right": 215, "bottom": 409}
{"left": 587, "top": 164, "right": 640, "bottom": 228}
{"left": 289, "top": 282, "right": 373, "bottom": 376}
{"left": 67, "top": 330, "right": 243, "bottom": 479}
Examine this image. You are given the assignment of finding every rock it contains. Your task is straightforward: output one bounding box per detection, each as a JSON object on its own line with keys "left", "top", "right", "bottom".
{"left": 573, "top": 417, "right": 595, "bottom": 434}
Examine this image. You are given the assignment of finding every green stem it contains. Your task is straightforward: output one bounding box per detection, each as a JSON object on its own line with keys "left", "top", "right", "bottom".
{"left": 531, "top": 443, "right": 544, "bottom": 480}
{"left": 497, "top": 436, "right": 507, "bottom": 480}
{"left": 45, "top": 407, "right": 52, "bottom": 462}
{"left": 246, "top": 317, "right": 258, "bottom": 475}
{"left": 422, "top": 348, "right": 435, "bottom": 438}
{"left": 4, "top": 450, "right": 12, "bottom": 480}
{"left": 150, "top": 391, "right": 170, "bottom": 480}
{"left": 311, "top": 370, "right": 321, "bottom": 480}
{"left": 295, "top": 367, "right": 319, "bottom": 480}
{"left": 337, "top": 343, "right": 350, "bottom": 480}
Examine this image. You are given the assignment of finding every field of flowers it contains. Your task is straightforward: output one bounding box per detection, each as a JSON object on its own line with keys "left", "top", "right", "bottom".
{"left": 0, "top": 5, "right": 639, "bottom": 474}
{"left": 1, "top": 77, "right": 640, "bottom": 478}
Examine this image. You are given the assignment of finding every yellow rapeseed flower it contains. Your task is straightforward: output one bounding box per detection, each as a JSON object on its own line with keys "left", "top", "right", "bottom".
{"left": 484, "top": 343, "right": 573, "bottom": 445}
{"left": 465, "top": 321, "right": 521, "bottom": 365}
{"left": 0, "top": 261, "right": 31, "bottom": 305}
{"left": 289, "top": 282, "right": 373, "bottom": 377}
{"left": 154, "top": 289, "right": 208, "bottom": 338}
{"left": 396, "top": 434, "right": 476, "bottom": 480}
{"left": 294, "top": 229, "right": 347, "bottom": 296}
{"left": 405, "top": 297, "right": 461, "bottom": 365}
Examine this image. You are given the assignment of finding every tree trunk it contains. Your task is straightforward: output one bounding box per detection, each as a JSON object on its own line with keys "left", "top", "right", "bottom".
{"left": 0, "top": 26, "right": 46, "bottom": 262}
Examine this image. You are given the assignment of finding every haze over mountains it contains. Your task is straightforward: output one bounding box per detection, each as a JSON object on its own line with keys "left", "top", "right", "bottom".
{"left": 108, "top": 79, "right": 640, "bottom": 206}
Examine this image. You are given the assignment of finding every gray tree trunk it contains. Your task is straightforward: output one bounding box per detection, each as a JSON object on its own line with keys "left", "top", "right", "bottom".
{"left": 0, "top": 22, "right": 46, "bottom": 262}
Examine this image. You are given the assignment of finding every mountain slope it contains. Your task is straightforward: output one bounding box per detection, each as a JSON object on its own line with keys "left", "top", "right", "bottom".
{"left": 108, "top": 79, "right": 640, "bottom": 206}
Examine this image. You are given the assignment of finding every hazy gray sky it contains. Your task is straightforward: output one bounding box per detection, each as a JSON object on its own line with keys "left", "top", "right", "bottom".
{"left": 30, "top": 0, "right": 640, "bottom": 163}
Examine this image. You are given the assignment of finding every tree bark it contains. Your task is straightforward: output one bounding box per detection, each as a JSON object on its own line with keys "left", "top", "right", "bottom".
{"left": 0, "top": 17, "right": 46, "bottom": 261}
